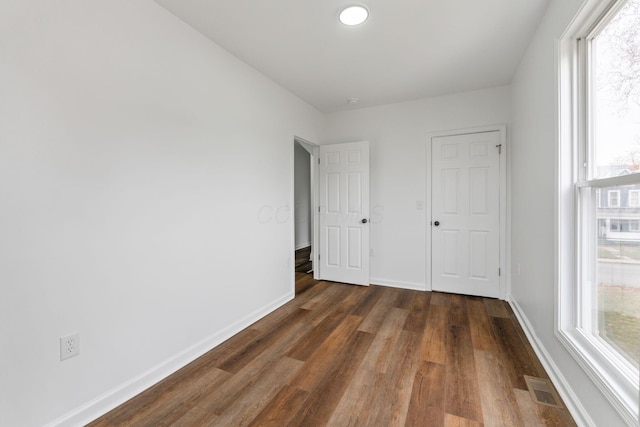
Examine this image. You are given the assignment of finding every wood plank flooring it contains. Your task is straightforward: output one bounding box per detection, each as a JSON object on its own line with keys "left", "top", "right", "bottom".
{"left": 295, "top": 246, "right": 312, "bottom": 274}
{"left": 88, "top": 274, "right": 576, "bottom": 426}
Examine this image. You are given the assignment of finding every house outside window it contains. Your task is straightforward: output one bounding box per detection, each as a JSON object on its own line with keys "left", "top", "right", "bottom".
{"left": 609, "top": 219, "right": 621, "bottom": 232}
{"left": 558, "top": 0, "right": 640, "bottom": 424}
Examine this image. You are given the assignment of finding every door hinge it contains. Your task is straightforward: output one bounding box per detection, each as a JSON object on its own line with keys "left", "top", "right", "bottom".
{"left": 499, "top": 267, "right": 501, "bottom": 276}
{"left": 318, "top": 206, "right": 321, "bottom": 213}
{"left": 318, "top": 158, "right": 320, "bottom": 164}
{"left": 496, "top": 144, "right": 502, "bottom": 154}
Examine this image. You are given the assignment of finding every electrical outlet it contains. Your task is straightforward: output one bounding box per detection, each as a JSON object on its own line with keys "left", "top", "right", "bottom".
{"left": 60, "top": 333, "right": 79, "bottom": 361}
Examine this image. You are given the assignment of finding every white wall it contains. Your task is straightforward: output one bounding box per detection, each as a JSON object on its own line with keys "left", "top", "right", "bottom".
{"left": 0, "top": 1, "right": 323, "bottom": 426}
{"left": 323, "top": 87, "right": 512, "bottom": 290}
{"left": 294, "top": 142, "right": 311, "bottom": 249}
{"left": 2, "top": 0, "right": 627, "bottom": 425}
{"left": 510, "top": 0, "right": 628, "bottom": 425}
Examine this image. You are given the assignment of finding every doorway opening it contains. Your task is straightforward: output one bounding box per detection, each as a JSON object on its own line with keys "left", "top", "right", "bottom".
{"left": 294, "top": 137, "right": 319, "bottom": 295}
{"left": 292, "top": 138, "right": 371, "bottom": 294}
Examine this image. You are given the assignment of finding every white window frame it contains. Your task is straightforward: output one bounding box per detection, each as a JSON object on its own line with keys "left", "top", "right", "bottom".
{"left": 628, "top": 190, "right": 640, "bottom": 207}
{"left": 608, "top": 190, "right": 621, "bottom": 207}
{"left": 557, "top": 0, "right": 639, "bottom": 424}
{"left": 629, "top": 220, "right": 640, "bottom": 232}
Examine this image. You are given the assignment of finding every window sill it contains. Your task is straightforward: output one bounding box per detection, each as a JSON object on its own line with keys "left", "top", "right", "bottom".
{"left": 557, "top": 327, "right": 639, "bottom": 425}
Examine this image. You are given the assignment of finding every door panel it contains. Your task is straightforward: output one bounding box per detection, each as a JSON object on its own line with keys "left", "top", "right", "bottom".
{"left": 319, "top": 141, "right": 370, "bottom": 285}
{"left": 431, "top": 131, "right": 500, "bottom": 298}
{"left": 327, "top": 227, "right": 341, "bottom": 266}
{"left": 347, "top": 227, "right": 362, "bottom": 268}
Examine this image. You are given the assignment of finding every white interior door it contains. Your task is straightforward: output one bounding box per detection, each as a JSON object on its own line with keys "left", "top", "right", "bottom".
{"left": 319, "top": 141, "right": 370, "bottom": 286}
{"left": 431, "top": 131, "right": 501, "bottom": 298}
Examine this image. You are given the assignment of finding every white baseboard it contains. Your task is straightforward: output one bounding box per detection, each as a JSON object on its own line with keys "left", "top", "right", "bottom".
{"left": 369, "top": 278, "right": 427, "bottom": 291}
{"left": 508, "top": 298, "right": 595, "bottom": 427}
{"left": 295, "top": 242, "right": 311, "bottom": 250}
{"left": 46, "top": 291, "right": 295, "bottom": 427}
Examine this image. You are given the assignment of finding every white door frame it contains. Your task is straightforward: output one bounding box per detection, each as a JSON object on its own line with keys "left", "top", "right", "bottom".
{"left": 426, "top": 125, "right": 508, "bottom": 299}
{"left": 292, "top": 137, "right": 321, "bottom": 286}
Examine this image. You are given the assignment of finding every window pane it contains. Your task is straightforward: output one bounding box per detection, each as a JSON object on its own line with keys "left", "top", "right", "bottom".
{"left": 592, "top": 0, "right": 640, "bottom": 179}
{"left": 596, "top": 185, "right": 640, "bottom": 368}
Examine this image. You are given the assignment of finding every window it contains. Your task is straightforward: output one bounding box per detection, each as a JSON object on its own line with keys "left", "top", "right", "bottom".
{"left": 598, "top": 190, "right": 603, "bottom": 207}
{"left": 559, "top": 0, "right": 640, "bottom": 423}
{"left": 630, "top": 220, "right": 640, "bottom": 232}
{"left": 609, "top": 218, "right": 621, "bottom": 231}
{"left": 629, "top": 190, "right": 640, "bottom": 207}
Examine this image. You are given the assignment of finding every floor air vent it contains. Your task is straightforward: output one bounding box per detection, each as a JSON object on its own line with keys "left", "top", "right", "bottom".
{"left": 524, "top": 375, "right": 563, "bottom": 408}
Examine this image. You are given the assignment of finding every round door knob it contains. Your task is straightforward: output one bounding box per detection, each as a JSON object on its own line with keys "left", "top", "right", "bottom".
{"left": 361, "top": 218, "right": 368, "bottom": 224}
{"left": 434, "top": 221, "right": 440, "bottom": 226}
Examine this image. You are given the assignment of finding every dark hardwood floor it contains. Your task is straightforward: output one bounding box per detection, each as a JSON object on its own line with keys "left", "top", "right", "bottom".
{"left": 88, "top": 274, "right": 576, "bottom": 426}
{"left": 294, "top": 246, "right": 312, "bottom": 275}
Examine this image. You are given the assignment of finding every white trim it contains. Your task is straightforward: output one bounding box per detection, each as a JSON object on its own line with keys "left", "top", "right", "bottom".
{"left": 555, "top": 329, "right": 639, "bottom": 426}
{"left": 45, "top": 292, "right": 294, "bottom": 427}
{"left": 296, "top": 139, "right": 315, "bottom": 155}
{"left": 292, "top": 136, "right": 320, "bottom": 284}
{"left": 509, "top": 299, "right": 596, "bottom": 427}
{"left": 369, "top": 278, "right": 427, "bottom": 291}
{"left": 425, "top": 133, "right": 433, "bottom": 292}
{"left": 295, "top": 242, "right": 311, "bottom": 251}
{"left": 425, "top": 124, "right": 508, "bottom": 299}
{"left": 557, "top": 1, "right": 640, "bottom": 424}
{"left": 310, "top": 143, "right": 319, "bottom": 281}
{"left": 579, "top": 173, "right": 640, "bottom": 189}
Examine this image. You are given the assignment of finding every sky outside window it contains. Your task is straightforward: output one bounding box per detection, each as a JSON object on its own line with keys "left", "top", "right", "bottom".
{"left": 593, "top": 0, "right": 640, "bottom": 176}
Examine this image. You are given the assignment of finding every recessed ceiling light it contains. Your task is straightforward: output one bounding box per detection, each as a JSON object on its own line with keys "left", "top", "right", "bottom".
{"left": 339, "top": 5, "right": 369, "bottom": 26}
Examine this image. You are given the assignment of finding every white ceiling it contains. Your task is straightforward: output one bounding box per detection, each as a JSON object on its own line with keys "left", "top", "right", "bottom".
{"left": 155, "top": 0, "right": 550, "bottom": 113}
